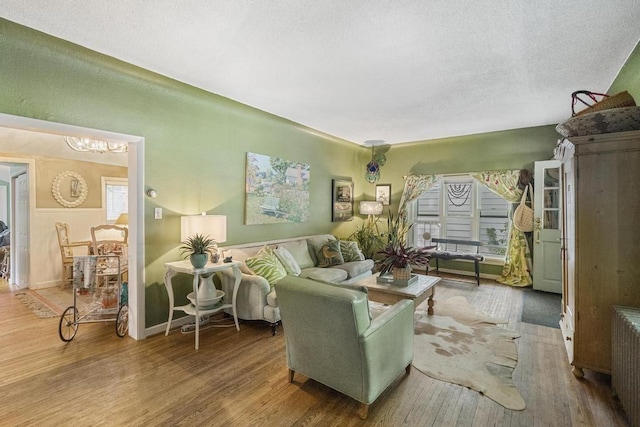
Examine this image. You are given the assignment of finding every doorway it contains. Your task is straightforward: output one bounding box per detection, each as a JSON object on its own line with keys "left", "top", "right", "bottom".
{"left": 0, "top": 113, "right": 145, "bottom": 339}
{"left": 532, "top": 160, "right": 562, "bottom": 294}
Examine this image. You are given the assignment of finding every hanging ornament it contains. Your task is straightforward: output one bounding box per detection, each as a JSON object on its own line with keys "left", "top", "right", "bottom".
{"left": 374, "top": 151, "right": 387, "bottom": 166}
{"left": 365, "top": 145, "right": 380, "bottom": 183}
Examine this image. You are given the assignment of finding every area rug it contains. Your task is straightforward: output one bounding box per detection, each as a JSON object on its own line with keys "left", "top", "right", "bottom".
{"left": 413, "top": 296, "right": 525, "bottom": 410}
{"left": 15, "top": 292, "right": 58, "bottom": 318}
{"left": 520, "top": 288, "right": 561, "bottom": 329}
{"left": 31, "top": 287, "right": 79, "bottom": 315}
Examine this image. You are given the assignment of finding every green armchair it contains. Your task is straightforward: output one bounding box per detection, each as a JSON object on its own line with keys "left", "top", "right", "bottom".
{"left": 275, "top": 276, "right": 414, "bottom": 419}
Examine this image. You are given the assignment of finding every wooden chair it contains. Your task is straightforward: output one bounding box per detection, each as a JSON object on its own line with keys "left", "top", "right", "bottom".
{"left": 55, "top": 222, "right": 92, "bottom": 289}
{"left": 90, "top": 224, "right": 128, "bottom": 257}
{"left": 90, "top": 225, "right": 128, "bottom": 290}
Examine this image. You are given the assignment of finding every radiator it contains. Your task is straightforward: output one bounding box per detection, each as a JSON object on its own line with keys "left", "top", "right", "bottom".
{"left": 612, "top": 306, "right": 640, "bottom": 427}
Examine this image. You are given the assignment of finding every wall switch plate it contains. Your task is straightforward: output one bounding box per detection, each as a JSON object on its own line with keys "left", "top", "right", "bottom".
{"left": 154, "top": 207, "right": 162, "bottom": 219}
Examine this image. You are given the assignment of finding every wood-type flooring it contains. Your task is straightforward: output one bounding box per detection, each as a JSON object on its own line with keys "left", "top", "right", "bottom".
{"left": 0, "top": 274, "right": 630, "bottom": 426}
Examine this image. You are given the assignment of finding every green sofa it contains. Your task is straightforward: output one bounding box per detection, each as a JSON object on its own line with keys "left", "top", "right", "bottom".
{"left": 275, "top": 275, "right": 414, "bottom": 419}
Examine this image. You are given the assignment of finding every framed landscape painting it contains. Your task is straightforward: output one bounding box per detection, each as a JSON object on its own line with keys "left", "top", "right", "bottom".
{"left": 245, "top": 152, "right": 310, "bottom": 225}
{"left": 332, "top": 179, "right": 354, "bottom": 222}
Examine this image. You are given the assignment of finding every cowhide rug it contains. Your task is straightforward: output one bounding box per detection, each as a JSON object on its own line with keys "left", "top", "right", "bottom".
{"left": 412, "top": 296, "right": 525, "bottom": 410}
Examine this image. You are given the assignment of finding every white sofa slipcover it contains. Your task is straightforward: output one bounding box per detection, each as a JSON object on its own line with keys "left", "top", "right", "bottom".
{"left": 218, "top": 234, "right": 373, "bottom": 335}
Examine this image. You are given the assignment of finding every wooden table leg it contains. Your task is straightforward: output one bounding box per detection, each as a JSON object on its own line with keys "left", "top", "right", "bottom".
{"left": 427, "top": 288, "right": 435, "bottom": 315}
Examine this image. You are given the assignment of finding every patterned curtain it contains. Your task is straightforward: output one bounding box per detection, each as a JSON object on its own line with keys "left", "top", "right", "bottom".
{"left": 470, "top": 170, "right": 532, "bottom": 287}
{"left": 397, "top": 174, "right": 440, "bottom": 242}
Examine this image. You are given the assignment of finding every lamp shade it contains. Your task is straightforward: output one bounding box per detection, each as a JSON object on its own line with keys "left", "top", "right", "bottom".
{"left": 359, "top": 201, "right": 383, "bottom": 215}
{"left": 115, "top": 213, "right": 128, "bottom": 225}
{"left": 180, "top": 214, "right": 227, "bottom": 243}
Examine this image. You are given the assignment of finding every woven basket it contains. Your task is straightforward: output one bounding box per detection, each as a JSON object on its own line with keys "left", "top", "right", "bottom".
{"left": 573, "top": 90, "right": 636, "bottom": 116}
{"left": 392, "top": 266, "right": 412, "bottom": 281}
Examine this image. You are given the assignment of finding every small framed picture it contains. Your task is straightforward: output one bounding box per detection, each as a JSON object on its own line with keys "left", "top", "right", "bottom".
{"left": 332, "top": 179, "right": 354, "bottom": 222}
{"left": 70, "top": 179, "right": 80, "bottom": 198}
{"left": 376, "top": 184, "right": 391, "bottom": 205}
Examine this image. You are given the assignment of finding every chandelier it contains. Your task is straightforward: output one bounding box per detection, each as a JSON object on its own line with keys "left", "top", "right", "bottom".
{"left": 64, "top": 136, "right": 128, "bottom": 154}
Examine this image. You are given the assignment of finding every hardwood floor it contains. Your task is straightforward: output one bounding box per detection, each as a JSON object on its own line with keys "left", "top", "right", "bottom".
{"left": 0, "top": 276, "right": 630, "bottom": 426}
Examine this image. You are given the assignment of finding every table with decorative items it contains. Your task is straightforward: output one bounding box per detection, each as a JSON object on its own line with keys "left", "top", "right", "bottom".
{"left": 163, "top": 260, "right": 242, "bottom": 350}
{"left": 358, "top": 273, "right": 440, "bottom": 314}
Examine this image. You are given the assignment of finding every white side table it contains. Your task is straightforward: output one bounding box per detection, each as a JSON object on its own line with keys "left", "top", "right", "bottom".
{"left": 163, "top": 260, "right": 242, "bottom": 350}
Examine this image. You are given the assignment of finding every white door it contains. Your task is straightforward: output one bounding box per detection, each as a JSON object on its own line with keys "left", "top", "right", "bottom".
{"left": 12, "top": 172, "right": 29, "bottom": 288}
{"left": 533, "top": 160, "right": 562, "bottom": 293}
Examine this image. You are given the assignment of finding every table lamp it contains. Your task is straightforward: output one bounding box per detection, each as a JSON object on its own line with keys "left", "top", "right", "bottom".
{"left": 115, "top": 213, "right": 128, "bottom": 225}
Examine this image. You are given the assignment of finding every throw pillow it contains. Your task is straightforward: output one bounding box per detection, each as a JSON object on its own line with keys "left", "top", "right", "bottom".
{"left": 339, "top": 240, "right": 365, "bottom": 262}
{"left": 307, "top": 234, "right": 337, "bottom": 265}
{"left": 274, "top": 246, "right": 302, "bottom": 276}
{"left": 316, "top": 239, "right": 344, "bottom": 268}
{"left": 244, "top": 246, "right": 287, "bottom": 286}
{"left": 278, "top": 240, "right": 315, "bottom": 269}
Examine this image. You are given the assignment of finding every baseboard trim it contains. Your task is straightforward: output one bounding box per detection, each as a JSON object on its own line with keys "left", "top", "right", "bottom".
{"left": 146, "top": 315, "right": 193, "bottom": 337}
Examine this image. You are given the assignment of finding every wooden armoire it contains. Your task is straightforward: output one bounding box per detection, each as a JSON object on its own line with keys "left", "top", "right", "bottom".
{"left": 560, "top": 130, "right": 640, "bottom": 377}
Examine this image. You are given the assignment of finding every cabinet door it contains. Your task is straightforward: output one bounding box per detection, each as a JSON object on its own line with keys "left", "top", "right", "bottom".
{"left": 560, "top": 157, "right": 575, "bottom": 363}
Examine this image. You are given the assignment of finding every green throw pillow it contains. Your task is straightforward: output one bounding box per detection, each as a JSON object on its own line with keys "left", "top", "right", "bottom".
{"left": 316, "top": 239, "right": 344, "bottom": 267}
{"left": 245, "top": 246, "right": 287, "bottom": 286}
{"left": 339, "top": 240, "right": 365, "bottom": 262}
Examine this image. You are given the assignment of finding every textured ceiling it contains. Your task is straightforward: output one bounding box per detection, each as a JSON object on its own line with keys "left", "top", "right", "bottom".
{"left": 2, "top": 1, "right": 640, "bottom": 145}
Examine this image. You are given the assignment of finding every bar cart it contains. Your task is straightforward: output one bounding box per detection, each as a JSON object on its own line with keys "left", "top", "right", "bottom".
{"left": 58, "top": 255, "right": 129, "bottom": 342}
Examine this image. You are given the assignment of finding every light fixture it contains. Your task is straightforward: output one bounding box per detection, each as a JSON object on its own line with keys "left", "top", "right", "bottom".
{"left": 359, "top": 201, "right": 383, "bottom": 216}
{"left": 64, "top": 136, "right": 128, "bottom": 154}
{"left": 180, "top": 213, "right": 227, "bottom": 300}
{"left": 359, "top": 200, "right": 383, "bottom": 231}
{"left": 365, "top": 145, "right": 380, "bottom": 183}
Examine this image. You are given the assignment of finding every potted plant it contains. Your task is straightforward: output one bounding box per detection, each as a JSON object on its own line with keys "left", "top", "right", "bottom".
{"left": 180, "top": 233, "right": 215, "bottom": 268}
{"left": 375, "top": 209, "right": 431, "bottom": 280}
{"left": 375, "top": 241, "right": 431, "bottom": 280}
{"left": 349, "top": 223, "right": 384, "bottom": 260}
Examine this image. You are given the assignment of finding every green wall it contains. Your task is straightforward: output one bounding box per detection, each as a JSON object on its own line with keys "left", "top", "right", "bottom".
{"left": 364, "top": 125, "right": 559, "bottom": 276}
{"left": 609, "top": 40, "right": 640, "bottom": 98}
{"left": 0, "top": 19, "right": 364, "bottom": 326}
{"left": 363, "top": 125, "right": 559, "bottom": 210}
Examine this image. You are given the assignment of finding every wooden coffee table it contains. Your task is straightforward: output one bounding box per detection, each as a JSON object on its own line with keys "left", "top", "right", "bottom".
{"left": 358, "top": 274, "right": 440, "bottom": 314}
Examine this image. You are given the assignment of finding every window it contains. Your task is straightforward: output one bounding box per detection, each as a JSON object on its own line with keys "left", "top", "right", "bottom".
{"left": 103, "top": 178, "right": 128, "bottom": 223}
{"left": 412, "top": 176, "right": 510, "bottom": 258}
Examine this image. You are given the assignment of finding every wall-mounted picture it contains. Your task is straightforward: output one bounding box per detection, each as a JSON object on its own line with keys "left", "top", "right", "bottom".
{"left": 245, "top": 152, "right": 310, "bottom": 225}
{"left": 332, "top": 179, "right": 354, "bottom": 222}
{"left": 70, "top": 179, "right": 80, "bottom": 198}
{"left": 376, "top": 184, "right": 391, "bottom": 205}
